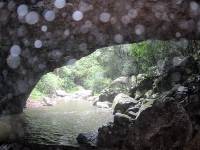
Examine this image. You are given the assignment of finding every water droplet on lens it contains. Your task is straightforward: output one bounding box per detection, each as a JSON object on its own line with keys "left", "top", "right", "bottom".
{"left": 34, "top": 40, "right": 43, "bottom": 48}
{"left": 72, "top": 11, "right": 83, "bottom": 21}
{"left": 44, "top": 10, "right": 56, "bottom": 22}
{"left": 54, "top": 0, "right": 66, "bottom": 9}
{"left": 25, "top": 11, "right": 39, "bottom": 25}
{"left": 17, "top": 4, "right": 28, "bottom": 17}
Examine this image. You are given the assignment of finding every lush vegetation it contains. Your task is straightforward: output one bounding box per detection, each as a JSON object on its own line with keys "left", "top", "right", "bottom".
{"left": 30, "top": 40, "right": 199, "bottom": 100}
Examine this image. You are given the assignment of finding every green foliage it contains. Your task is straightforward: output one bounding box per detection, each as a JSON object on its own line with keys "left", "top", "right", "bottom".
{"left": 30, "top": 88, "right": 45, "bottom": 100}
{"left": 130, "top": 40, "right": 176, "bottom": 74}
{"left": 60, "top": 53, "right": 112, "bottom": 93}
{"left": 97, "top": 45, "right": 135, "bottom": 79}
{"left": 83, "top": 72, "right": 112, "bottom": 94}
{"left": 56, "top": 67, "right": 77, "bottom": 92}
{"left": 35, "top": 73, "right": 63, "bottom": 95}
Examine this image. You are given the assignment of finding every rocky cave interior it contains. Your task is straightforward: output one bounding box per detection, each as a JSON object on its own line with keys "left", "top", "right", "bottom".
{"left": 1, "top": 0, "right": 200, "bottom": 150}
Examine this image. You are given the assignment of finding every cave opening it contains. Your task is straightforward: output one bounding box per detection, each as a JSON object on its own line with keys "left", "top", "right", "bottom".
{"left": 1, "top": 40, "right": 200, "bottom": 148}
{"left": 1, "top": 0, "right": 200, "bottom": 149}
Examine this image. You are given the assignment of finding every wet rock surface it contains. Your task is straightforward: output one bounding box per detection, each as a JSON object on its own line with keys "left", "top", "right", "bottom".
{"left": 77, "top": 132, "right": 98, "bottom": 147}
{"left": 112, "top": 93, "right": 138, "bottom": 114}
{"left": 98, "top": 88, "right": 119, "bottom": 103}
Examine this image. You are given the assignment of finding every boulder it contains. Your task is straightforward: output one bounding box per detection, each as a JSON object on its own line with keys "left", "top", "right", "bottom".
{"left": 130, "top": 75, "right": 155, "bottom": 99}
{"left": 98, "top": 88, "right": 118, "bottom": 103}
{"left": 98, "top": 122, "right": 130, "bottom": 148}
{"left": 125, "top": 99, "right": 193, "bottom": 150}
{"left": 114, "top": 113, "right": 133, "bottom": 126}
{"left": 98, "top": 76, "right": 132, "bottom": 103}
{"left": 73, "top": 90, "right": 92, "bottom": 99}
{"left": 98, "top": 98, "right": 193, "bottom": 150}
{"left": 55, "top": 90, "right": 68, "bottom": 97}
{"left": 93, "top": 101, "right": 112, "bottom": 109}
{"left": 137, "top": 74, "right": 147, "bottom": 83}
{"left": 112, "top": 93, "right": 138, "bottom": 114}
{"left": 76, "top": 132, "right": 97, "bottom": 147}
{"left": 111, "top": 76, "right": 130, "bottom": 86}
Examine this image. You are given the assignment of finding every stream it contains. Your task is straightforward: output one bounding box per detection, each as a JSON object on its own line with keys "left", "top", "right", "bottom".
{"left": 0, "top": 100, "right": 113, "bottom": 146}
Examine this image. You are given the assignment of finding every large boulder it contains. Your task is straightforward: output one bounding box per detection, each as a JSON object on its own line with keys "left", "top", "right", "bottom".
{"left": 110, "top": 76, "right": 131, "bottom": 94}
{"left": 98, "top": 76, "right": 132, "bottom": 103}
{"left": 125, "top": 99, "right": 192, "bottom": 150}
{"left": 130, "top": 74, "right": 155, "bottom": 99}
{"left": 98, "top": 88, "right": 118, "bottom": 103}
{"left": 114, "top": 113, "right": 133, "bottom": 126}
{"left": 98, "top": 98, "right": 193, "bottom": 150}
{"left": 112, "top": 93, "right": 138, "bottom": 114}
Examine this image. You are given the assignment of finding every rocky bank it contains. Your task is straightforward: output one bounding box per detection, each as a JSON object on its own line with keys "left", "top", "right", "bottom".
{"left": 78, "top": 56, "right": 200, "bottom": 150}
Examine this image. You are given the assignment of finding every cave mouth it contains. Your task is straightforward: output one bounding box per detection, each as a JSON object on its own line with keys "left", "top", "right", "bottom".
{"left": 1, "top": 0, "right": 200, "bottom": 149}
{"left": 0, "top": 40, "right": 199, "bottom": 147}
{"left": 22, "top": 49, "right": 115, "bottom": 146}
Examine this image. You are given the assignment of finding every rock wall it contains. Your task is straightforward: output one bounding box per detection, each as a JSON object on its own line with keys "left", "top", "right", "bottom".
{"left": 1, "top": 0, "right": 200, "bottom": 114}
{"left": 97, "top": 56, "right": 200, "bottom": 150}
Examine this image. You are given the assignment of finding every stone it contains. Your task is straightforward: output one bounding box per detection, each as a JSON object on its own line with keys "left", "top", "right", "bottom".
{"left": 125, "top": 99, "right": 193, "bottom": 150}
{"left": 114, "top": 113, "right": 133, "bottom": 126}
{"left": 111, "top": 76, "right": 130, "bottom": 85}
{"left": 55, "top": 90, "right": 68, "bottom": 97}
{"left": 73, "top": 89, "right": 92, "bottom": 99}
{"left": 98, "top": 88, "right": 118, "bottom": 103}
{"left": 112, "top": 93, "right": 138, "bottom": 114}
{"left": 130, "top": 75, "right": 155, "bottom": 99}
{"left": 110, "top": 76, "right": 131, "bottom": 92}
{"left": 76, "top": 132, "right": 97, "bottom": 147}
{"left": 98, "top": 98, "right": 193, "bottom": 150}
{"left": 98, "top": 76, "right": 132, "bottom": 104}
{"left": 93, "top": 101, "right": 111, "bottom": 109}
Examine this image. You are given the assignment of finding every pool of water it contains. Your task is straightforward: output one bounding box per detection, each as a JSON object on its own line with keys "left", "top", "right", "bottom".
{"left": 0, "top": 100, "right": 113, "bottom": 146}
